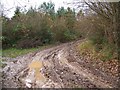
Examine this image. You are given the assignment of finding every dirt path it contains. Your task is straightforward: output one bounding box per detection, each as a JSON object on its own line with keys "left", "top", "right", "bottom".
{"left": 2, "top": 40, "right": 118, "bottom": 88}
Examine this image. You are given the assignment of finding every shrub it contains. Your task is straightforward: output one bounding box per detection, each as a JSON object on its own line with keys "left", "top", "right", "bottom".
{"left": 16, "top": 38, "right": 42, "bottom": 49}
{"left": 98, "top": 44, "right": 115, "bottom": 61}
{"left": 52, "top": 17, "right": 67, "bottom": 42}
{"left": 77, "top": 40, "right": 95, "bottom": 55}
{"left": 64, "top": 29, "right": 77, "bottom": 41}
{"left": 77, "top": 40, "right": 114, "bottom": 61}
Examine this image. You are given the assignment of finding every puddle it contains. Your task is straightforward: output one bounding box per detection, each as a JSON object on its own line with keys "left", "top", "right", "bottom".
{"left": 29, "top": 60, "right": 43, "bottom": 69}
{"left": 28, "top": 60, "right": 45, "bottom": 81}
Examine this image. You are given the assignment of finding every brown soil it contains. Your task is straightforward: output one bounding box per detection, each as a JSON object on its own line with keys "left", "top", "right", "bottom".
{"left": 2, "top": 40, "right": 119, "bottom": 88}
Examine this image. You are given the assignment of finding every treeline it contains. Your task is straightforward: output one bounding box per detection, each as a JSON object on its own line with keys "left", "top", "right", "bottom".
{"left": 2, "top": 2, "right": 82, "bottom": 49}
{"left": 2, "top": 1, "right": 120, "bottom": 61}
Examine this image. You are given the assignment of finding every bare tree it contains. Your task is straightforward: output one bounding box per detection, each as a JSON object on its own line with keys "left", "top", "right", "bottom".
{"left": 76, "top": 0, "right": 120, "bottom": 59}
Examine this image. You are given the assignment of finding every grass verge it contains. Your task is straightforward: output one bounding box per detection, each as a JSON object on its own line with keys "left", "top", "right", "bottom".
{"left": 77, "top": 40, "right": 116, "bottom": 61}
{"left": 2, "top": 44, "right": 57, "bottom": 58}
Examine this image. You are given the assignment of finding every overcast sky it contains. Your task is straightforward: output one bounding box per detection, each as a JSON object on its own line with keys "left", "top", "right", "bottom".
{"left": 1, "top": 0, "right": 119, "bottom": 18}
{"left": 1, "top": 0, "right": 75, "bottom": 18}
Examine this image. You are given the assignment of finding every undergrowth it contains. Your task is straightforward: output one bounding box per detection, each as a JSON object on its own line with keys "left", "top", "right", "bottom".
{"left": 77, "top": 40, "right": 116, "bottom": 61}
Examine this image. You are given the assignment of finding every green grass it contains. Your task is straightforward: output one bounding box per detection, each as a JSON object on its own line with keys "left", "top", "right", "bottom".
{"left": 2, "top": 44, "right": 55, "bottom": 58}
{"left": 2, "top": 48, "right": 38, "bottom": 58}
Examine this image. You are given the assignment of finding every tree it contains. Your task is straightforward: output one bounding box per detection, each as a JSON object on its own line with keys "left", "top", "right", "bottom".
{"left": 65, "top": 7, "right": 76, "bottom": 31}
{"left": 13, "top": 6, "right": 21, "bottom": 18}
{"left": 27, "top": 7, "right": 36, "bottom": 16}
{"left": 40, "top": 2, "right": 55, "bottom": 19}
{"left": 77, "top": 0, "right": 120, "bottom": 59}
{"left": 57, "top": 7, "right": 66, "bottom": 18}
{"left": 77, "top": 10, "right": 84, "bottom": 20}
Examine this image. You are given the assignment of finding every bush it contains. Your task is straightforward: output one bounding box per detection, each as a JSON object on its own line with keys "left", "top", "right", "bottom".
{"left": 89, "top": 29, "right": 105, "bottom": 44}
{"left": 52, "top": 17, "right": 67, "bottom": 42}
{"left": 64, "top": 29, "right": 77, "bottom": 41}
{"left": 99, "top": 43, "right": 117, "bottom": 61}
{"left": 16, "top": 38, "right": 42, "bottom": 49}
{"left": 2, "top": 5, "right": 81, "bottom": 49}
{"left": 77, "top": 40, "right": 95, "bottom": 55}
{"left": 77, "top": 40, "right": 114, "bottom": 61}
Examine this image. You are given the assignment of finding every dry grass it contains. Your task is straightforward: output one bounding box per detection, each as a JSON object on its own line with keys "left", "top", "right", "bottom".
{"left": 77, "top": 40, "right": 115, "bottom": 61}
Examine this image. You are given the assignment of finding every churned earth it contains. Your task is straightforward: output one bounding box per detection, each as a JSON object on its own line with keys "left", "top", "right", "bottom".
{"left": 2, "top": 40, "right": 119, "bottom": 88}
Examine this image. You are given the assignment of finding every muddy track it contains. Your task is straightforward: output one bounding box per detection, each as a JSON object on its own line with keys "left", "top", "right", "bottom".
{"left": 2, "top": 40, "right": 118, "bottom": 88}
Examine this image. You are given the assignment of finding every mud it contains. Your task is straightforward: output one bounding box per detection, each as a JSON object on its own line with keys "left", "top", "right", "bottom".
{"left": 2, "top": 40, "right": 119, "bottom": 88}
